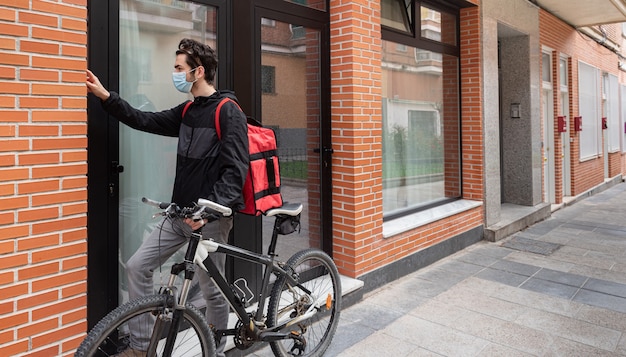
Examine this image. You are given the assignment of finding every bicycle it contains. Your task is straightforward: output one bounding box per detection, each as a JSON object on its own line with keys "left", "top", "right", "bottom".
{"left": 75, "top": 197, "right": 342, "bottom": 357}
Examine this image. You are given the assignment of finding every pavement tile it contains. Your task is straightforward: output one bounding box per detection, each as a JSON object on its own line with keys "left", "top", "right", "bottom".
{"left": 514, "top": 309, "right": 621, "bottom": 351}
{"left": 583, "top": 278, "right": 626, "bottom": 298}
{"left": 569, "top": 265, "right": 626, "bottom": 285}
{"left": 476, "top": 343, "right": 535, "bottom": 357}
{"left": 490, "top": 259, "right": 542, "bottom": 276}
{"left": 339, "top": 300, "right": 405, "bottom": 330}
{"left": 575, "top": 304, "right": 626, "bottom": 331}
{"left": 324, "top": 318, "right": 377, "bottom": 356}
{"left": 335, "top": 330, "right": 419, "bottom": 357}
{"left": 414, "top": 267, "right": 469, "bottom": 287}
{"left": 454, "top": 251, "right": 501, "bottom": 267}
{"left": 474, "top": 267, "right": 529, "bottom": 287}
{"left": 519, "top": 278, "right": 579, "bottom": 299}
{"left": 364, "top": 284, "right": 429, "bottom": 313}
{"left": 503, "top": 251, "right": 577, "bottom": 272}
{"left": 617, "top": 334, "right": 626, "bottom": 356}
{"left": 445, "top": 308, "right": 555, "bottom": 356}
{"left": 433, "top": 259, "right": 485, "bottom": 276}
{"left": 466, "top": 243, "right": 513, "bottom": 259}
{"left": 381, "top": 315, "right": 490, "bottom": 357}
{"left": 573, "top": 289, "right": 626, "bottom": 314}
{"left": 489, "top": 282, "right": 583, "bottom": 318}
{"left": 549, "top": 249, "right": 616, "bottom": 270}
{"left": 543, "top": 336, "right": 619, "bottom": 357}
{"left": 433, "top": 283, "right": 526, "bottom": 322}
{"left": 533, "top": 268, "right": 587, "bottom": 287}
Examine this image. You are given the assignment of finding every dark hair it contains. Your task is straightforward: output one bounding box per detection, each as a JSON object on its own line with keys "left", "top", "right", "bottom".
{"left": 176, "top": 38, "right": 218, "bottom": 84}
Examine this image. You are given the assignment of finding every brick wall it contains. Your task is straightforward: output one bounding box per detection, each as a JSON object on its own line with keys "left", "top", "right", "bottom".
{"left": 329, "top": 0, "right": 484, "bottom": 278}
{"left": 539, "top": 9, "right": 622, "bottom": 195}
{"left": 329, "top": 0, "right": 384, "bottom": 277}
{"left": 0, "top": 1, "right": 88, "bottom": 356}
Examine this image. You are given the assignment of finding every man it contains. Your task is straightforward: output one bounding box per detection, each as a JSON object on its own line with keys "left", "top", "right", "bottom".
{"left": 86, "top": 38, "right": 249, "bottom": 357}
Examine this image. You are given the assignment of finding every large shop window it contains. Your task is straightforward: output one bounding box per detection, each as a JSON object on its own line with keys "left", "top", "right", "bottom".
{"left": 381, "top": 1, "right": 461, "bottom": 219}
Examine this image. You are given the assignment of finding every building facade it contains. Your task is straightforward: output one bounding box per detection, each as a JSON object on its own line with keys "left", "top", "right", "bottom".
{"left": 1, "top": 0, "right": 625, "bottom": 355}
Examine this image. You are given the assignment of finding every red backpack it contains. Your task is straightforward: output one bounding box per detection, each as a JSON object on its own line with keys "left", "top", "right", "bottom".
{"left": 183, "top": 98, "right": 283, "bottom": 216}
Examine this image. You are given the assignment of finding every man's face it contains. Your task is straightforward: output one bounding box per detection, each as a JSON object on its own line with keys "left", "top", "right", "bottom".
{"left": 174, "top": 53, "right": 195, "bottom": 81}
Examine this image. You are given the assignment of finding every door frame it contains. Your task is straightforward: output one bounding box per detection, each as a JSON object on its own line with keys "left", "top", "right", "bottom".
{"left": 542, "top": 87, "right": 556, "bottom": 204}
{"left": 232, "top": 0, "right": 333, "bottom": 253}
{"left": 86, "top": 0, "right": 230, "bottom": 328}
{"left": 86, "top": 0, "right": 331, "bottom": 328}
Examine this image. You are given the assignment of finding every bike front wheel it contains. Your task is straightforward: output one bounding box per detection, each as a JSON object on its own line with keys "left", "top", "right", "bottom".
{"left": 75, "top": 294, "right": 216, "bottom": 357}
{"left": 267, "top": 248, "right": 342, "bottom": 357}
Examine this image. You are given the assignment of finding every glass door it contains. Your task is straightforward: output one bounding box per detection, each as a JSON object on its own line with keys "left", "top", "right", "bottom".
{"left": 259, "top": 17, "right": 323, "bottom": 258}
{"left": 117, "top": 0, "right": 220, "bottom": 304}
{"left": 227, "top": 0, "right": 331, "bottom": 301}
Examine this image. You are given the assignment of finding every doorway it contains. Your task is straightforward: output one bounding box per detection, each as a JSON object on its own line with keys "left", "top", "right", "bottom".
{"left": 86, "top": 0, "right": 331, "bottom": 328}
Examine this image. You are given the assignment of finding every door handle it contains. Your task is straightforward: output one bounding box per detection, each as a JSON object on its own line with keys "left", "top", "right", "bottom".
{"left": 313, "top": 147, "right": 334, "bottom": 154}
{"left": 111, "top": 161, "right": 124, "bottom": 174}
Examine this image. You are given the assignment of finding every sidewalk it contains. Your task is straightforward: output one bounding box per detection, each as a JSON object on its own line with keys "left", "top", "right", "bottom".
{"left": 332, "top": 182, "right": 626, "bottom": 356}
{"left": 250, "top": 182, "right": 626, "bottom": 356}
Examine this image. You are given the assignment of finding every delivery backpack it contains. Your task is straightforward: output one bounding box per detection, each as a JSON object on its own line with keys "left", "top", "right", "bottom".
{"left": 183, "top": 98, "right": 283, "bottom": 216}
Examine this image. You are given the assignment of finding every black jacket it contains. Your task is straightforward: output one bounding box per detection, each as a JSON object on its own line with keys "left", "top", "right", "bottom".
{"left": 102, "top": 90, "right": 249, "bottom": 210}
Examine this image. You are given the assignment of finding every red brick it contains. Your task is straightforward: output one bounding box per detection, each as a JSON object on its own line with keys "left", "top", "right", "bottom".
{"left": 18, "top": 206, "right": 59, "bottom": 223}
{"left": 0, "top": 66, "right": 16, "bottom": 79}
{"left": 17, "top": 290, "right": 58, "bottom": 311}
{"left": 18, "top": 11, "right": 58, "bottom": 27}
{"left": 32, "top": 242, "right": 86, "bottom": 263}
{"left": 17, "top": 233, "right": 60, "bottom": 251}
{"left": 20, "top": 68, "right": 60, "bottom": 82}
{"left": 17, "top": 180, "right": 60, "bottom": 197}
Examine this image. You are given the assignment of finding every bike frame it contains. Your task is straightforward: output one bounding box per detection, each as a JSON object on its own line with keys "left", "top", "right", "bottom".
{"left": 163, "top": 221, "right": 309, "bottom": 349}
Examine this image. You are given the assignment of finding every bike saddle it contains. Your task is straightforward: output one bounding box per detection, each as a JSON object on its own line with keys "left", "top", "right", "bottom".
{"left": 265, "top": 203, "right": 303, "bottom": 217}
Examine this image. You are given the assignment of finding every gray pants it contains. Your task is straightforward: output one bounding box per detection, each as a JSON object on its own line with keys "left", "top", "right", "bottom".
{"left": 125, "top": 216, "right": 233, "bottom": 357}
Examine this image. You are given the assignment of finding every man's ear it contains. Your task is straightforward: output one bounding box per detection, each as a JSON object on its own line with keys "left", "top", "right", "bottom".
{"left": 196, "top": 65, "right": 206, "bottom": 80}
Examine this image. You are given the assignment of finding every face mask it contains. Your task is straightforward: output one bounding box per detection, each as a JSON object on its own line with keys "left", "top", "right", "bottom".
{"left": 172, "top": 68, "right": 198, "bottom": 93}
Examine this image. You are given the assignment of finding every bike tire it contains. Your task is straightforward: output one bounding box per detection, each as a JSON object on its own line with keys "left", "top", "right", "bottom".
{"left": 267, "top": 248, "right": 342, "bottom": 357}
{"left": 75, "top": 294, "right": 216, "bottom": 357}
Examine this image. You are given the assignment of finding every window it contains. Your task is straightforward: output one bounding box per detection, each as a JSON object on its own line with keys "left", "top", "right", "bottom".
{"left": 382, "top": 41, "right": 460, "bottom": 217}
{"left": 261, "top": 65, "right": 276, "bottom": 94}
{"left": 559, "top": 58, "right": 567, "bottom": 88}
{"left": 286, "top": 0, "right": 326, "bottom": 11}
{"left": 542, "top": 52, "right": 551, "bottom": 83}
{"left": 578, "top": 61, "right": 601, "bottom": 159}
{"left": 381, "top": 1, "right": 461, "bottom": 219}
{"left": 420, "top": 5, "right": 456, "bottom": 46}
{"left": 261, "top": 17, "right": 276, "bottom": 27}
{"left": 382, "top": 0, "right": 412, "bottom": 33}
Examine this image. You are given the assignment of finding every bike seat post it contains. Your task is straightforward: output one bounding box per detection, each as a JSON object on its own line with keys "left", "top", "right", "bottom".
{"left": 267, "top": 217, "right": 281, "bottom": 256}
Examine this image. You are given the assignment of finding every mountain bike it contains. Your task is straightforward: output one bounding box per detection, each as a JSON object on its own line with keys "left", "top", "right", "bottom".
{"left": 75, "top": 197, "right": 342, "bottom": 357}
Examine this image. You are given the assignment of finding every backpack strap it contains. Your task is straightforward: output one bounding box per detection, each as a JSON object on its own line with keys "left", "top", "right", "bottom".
{"left": 182, "top": 100, "right": 192, "bottom": 117}
{"left": 214, "top": 97, "right": 242, "bottom": 139}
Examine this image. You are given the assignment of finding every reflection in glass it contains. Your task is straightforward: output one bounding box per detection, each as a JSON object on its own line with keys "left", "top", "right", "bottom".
{"left": 382, "top": 0, "right": 412, "bottom": 33}
{"left": 286, "top": 0, "right": 326, "bottom": 11}
{"left": 260, "top": 18, "right": 322, "bottom": 257}
{"left": 382, "top": 40, "right": 460, "bottom": 217}
{"left": 118, "top": 0, "right": 216, "bottom": 304}
{"left": 420, "top": 5, "right": 456, "bottom": 46}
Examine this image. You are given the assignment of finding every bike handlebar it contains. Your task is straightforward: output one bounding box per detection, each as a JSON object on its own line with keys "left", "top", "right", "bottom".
{"left": 197, "top": 198, "right": 232, "bottom": 217}
{"left": 141, "top": 197, "right": 232, "bottom": 221}
{"left": 141, "top": 197, "right": 170, "bottom": 209}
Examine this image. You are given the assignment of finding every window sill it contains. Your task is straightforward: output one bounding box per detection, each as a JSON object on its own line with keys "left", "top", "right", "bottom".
{"left": 382, "top": 199, "right": 483, "bottom": 238}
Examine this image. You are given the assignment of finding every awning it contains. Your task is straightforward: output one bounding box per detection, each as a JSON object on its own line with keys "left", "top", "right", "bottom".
{"left": 534, "top": 0, "right": 626, "bottom": 27}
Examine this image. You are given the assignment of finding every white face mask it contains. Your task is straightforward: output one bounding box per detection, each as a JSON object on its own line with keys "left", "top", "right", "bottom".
{"left": 172, "top": 67, "right": 198, "bottom": 93}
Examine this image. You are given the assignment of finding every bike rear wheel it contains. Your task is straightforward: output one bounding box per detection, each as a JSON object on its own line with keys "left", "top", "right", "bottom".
{"left": 267, "top": 249, "right": 342, "bottom": 357}
{"left": 75, "top": 294, "right": 216, "bottom": 357}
